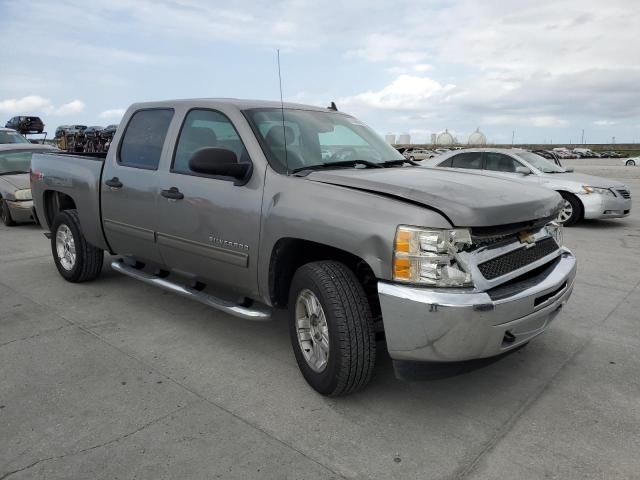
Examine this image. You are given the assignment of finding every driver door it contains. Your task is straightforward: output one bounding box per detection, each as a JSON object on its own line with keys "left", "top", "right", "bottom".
{"left": 154, "top": 108, "right": 263, "bottom": 298}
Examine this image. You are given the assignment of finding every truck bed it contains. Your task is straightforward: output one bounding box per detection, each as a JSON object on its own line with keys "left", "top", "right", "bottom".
{"left": 30, "top": 151, "right": 109, "bottom": 250}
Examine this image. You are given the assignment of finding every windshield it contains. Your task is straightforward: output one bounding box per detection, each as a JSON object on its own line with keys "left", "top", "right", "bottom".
{"left": 0, "top": 131, "right": 29, "bottom": 144}
{"left": 245, "top": 108, "right": 404, "bottom": 172}
{"left": 518, "top": 151, "right": 565, "bottom": 173}
{"left": 0, "top": 150, "right": 34, "bottom": 174}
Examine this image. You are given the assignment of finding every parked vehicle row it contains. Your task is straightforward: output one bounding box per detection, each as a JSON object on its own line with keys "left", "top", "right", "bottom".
{"left": 55, "top": 124, "right": 119, "bottom": 153}
{"left": 29, "top": 98, "right": 578, "bottom": 396}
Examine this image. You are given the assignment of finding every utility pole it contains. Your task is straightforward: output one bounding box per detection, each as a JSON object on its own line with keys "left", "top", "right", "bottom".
{"left": 511, "top": 131, "right": 514, "bottom": 146}
{"left": 581, "top": 129, "right": 584, "bottom": 144}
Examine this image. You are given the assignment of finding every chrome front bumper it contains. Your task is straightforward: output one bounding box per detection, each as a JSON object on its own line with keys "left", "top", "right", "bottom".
{"left": 580, "top": 192, "right": 631, "bottom": 219}
{"left": 378, "top": 249, "right": 576, "bottom": 363}
{"left": 6, "top": 200, "right": 36, "bottom": 223}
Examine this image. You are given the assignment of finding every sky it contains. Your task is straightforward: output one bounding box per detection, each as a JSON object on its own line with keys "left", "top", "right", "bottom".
{"left": 1, "top": 0, "right": 639, "bottom": 144}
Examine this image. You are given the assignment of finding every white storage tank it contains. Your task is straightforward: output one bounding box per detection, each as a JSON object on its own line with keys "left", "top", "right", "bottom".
{"left": 468, "top": 128, "right": 487, "bottom": 145}
{"left": 384, "top": 134, "right": 396, "bottom": 144}
{"left": 436, "top": 129, "right": 454, "bottom": 146}
{"left": 397, "top": 134, "right": 411, "bottom": 144}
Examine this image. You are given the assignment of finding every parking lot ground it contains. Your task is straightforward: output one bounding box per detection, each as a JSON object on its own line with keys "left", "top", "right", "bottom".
{"left": 1, "top": 164, "right": 639, "bottom": 479}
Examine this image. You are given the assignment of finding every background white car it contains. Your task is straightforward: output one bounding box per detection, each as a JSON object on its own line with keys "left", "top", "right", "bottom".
{"left": 422, "top": 148, "right": 632, "bottom": 226}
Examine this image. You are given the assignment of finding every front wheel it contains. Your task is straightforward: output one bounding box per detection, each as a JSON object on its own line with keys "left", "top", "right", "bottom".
{"left": 626, "top": 159, "right": 636, "bottom": 166}
{"left": 1, "top": 199, "right": 16, "bottom": 226}
{"left": 557, "top": 192, "right": 582, "bottom": 226}
{"left": 288, "top": 261, "right": 376, "bottom": 396}
{"left": 51, "top": 209, "right": 104, "bottom": 282}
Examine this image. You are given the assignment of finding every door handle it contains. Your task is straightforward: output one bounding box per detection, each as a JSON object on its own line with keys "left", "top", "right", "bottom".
{"left": 105, "top": 177, "right": 123, "bottom": 188}
{"left": 161, "top": 187, "right": 184, "bottom": 200}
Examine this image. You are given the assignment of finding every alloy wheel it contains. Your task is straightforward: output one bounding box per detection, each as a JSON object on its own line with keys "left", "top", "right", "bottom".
{"left": 295, "top": 289, "right": 330, "bottom": 373}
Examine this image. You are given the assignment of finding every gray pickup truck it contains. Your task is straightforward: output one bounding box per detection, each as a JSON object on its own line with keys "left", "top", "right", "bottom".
{"left": 31, "top": 99, "right": 577, "bottom": 396}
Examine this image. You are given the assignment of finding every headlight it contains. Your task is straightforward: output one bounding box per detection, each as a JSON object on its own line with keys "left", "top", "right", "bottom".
{"left": 582, "top": 185, "right": 614, "bottom": 196}
{"left": 545, "top": 221, "right": 563, "bottom": 246}
{"left": 393, "top": 226, "right": 473, "bottom": 287}
{"left": 14, "top": 189, "right": 31, "bottom": 200}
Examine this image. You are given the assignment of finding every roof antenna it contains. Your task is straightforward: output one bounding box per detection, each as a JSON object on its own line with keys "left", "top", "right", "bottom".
{"left": 277, "top": 49, "right": 289, "bottom": 173}
{"left": 328, "top": 101, "right": 338, "bottom": 111}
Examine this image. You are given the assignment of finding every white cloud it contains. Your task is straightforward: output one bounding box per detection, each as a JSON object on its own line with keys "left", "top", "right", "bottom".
{"left": 593, "top": 120, "right": 617, "bottom": 126}
{"left": 52, "top": 100, "right": 85, "bottom": 116}
{"left": 99, "top": 108, "right": 126, "bottom": 120}
{"left": 339, "top": 75, "right": 456, "bottom": 111}
{"left": 0, "top": 95, "right": 51, "bottom": 113}
{"left": 0, "top": 95, "right": 85, "bottom": 117}
{"left": 483, "top": 114, "right": 568, "bottom": 128}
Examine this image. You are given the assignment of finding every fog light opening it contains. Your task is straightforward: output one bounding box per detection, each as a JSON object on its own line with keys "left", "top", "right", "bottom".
{"left": 503, "top": 330, "right": 516, "bottom": 344}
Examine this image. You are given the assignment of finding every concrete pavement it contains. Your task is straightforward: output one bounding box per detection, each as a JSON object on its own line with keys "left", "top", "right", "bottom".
{"left": 1, "top": 165, "right": 638, "bottom": 479}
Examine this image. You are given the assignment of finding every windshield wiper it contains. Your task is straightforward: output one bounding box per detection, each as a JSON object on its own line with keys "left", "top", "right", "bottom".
{"left": 291, "top": 159, "right": 383, "bottom": 173}
{"left": 381, "top": 159, "right": 418, "bottom": 167}
{"left": 0, "top": 170, "right": 29, "bottom": 176}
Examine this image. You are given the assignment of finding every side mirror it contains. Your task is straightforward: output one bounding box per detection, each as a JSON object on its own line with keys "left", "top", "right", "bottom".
{"left": 188, "top": 148, "right": 250, "bottom": 184}
{"left": 515, "top": 166, "right": 532, "bottom": 175}
{"left": 564, "top": 167, "right": 574, "bottom": 172}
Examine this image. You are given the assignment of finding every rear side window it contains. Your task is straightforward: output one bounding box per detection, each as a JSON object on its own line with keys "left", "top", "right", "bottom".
{"left": 451, "top": 152, "right": 483, "bottom": 169}
{"left": 484, "top": 153, "right": 522, "bottom": 172}
{"left": 119, "top": 109, "right": 173, "bottom": 170}
{"left": 437, "top": 157, "right": 453, "bottom": 167}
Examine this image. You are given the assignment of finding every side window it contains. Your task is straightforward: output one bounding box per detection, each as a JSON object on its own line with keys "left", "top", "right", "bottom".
{"left": 484, "top": 153, "right": 522, "bottom": 173}
{"left": 119, "top": 109, "right": 173, "bottom": 170}
{"left": 451, "top": 152, "right": 483, "bottom": 169}
{"left": 437, "top": 157, "right": 453, "bottom": 167}
{"left": 173, "top": 109, "right": 249, "bottom": 174}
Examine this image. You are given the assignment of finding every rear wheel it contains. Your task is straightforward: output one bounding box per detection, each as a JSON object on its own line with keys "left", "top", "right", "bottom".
{"left": 288, "top": 261, "right": 376, "bottom": 396}
{"left": 1, "top": 199, "right": 16, "bottom": 226}
{"left": 51, "top": 209, "right": 103, "bottom": 282}
{"left": 557, "top": 192, "right": 582, "bottom": 226}
{"left": 626, "top": 159, "right": 636, "bottom": 166}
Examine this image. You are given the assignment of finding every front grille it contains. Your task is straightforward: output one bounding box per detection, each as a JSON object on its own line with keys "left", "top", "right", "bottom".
{"left": 478, "top": 237, "right": 558, "bottom": 280}
{"left": 616, "top": 189, "right": 631, "bottom": 199}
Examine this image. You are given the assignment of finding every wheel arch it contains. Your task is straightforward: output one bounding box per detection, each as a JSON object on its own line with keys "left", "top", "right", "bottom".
{"left": 43, "top": 190, "right": 77, "bottom": 230}
{"left": 556, "top": 190, "right": 584, "bottom": 221}
{"left": 268, "top": 237, "right": 381, "bottom": 316}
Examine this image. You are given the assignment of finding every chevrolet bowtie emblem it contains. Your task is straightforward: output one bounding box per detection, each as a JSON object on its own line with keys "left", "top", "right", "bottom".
{"left": 518, "top": 231, "right": 536, "bottom": 246}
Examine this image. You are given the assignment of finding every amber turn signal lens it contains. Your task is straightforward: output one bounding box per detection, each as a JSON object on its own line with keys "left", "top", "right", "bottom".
{"left": 395, "top": 229, "right": 411, "bottom": 253}
{"left": 393, "top": 257, "right": 411, "bottom": 279}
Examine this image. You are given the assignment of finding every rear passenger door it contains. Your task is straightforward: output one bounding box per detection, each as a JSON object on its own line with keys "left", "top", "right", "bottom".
{"left": 438, "top": 151, "right": 484, "bottom": 170}
{"left": 101, "top": 108, "right": 174, "bottom": 264}
{"left": 481, "top": 152, "right": 536, "bottom": 183}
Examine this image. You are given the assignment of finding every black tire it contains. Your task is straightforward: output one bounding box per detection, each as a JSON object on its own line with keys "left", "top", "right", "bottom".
{"left": 51, "top": 209, "right": 103, "bottom": 282}
{"left": 558, "top": 192, "right": 582, "bottom": 227}
{"left": 626, "top": 159, "right": 636, "bottom": 166}
{"left": 1, "top": 199, "right": 16, "bottom": 226}
{"left": 409, "top": 156, "right": 415, "bottom": 161}
{"left": 288, "top": 261, "right": 376, "bottom": 396}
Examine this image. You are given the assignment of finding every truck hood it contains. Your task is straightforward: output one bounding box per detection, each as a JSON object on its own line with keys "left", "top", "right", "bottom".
{"left": 305, "top": 167, "right": 562, "bottom": 227}
{"left": 0, "top": 173, "right": 30, "bottom": 191}
{"left": 541, "top": 171, "right": 627, "bottom": 189}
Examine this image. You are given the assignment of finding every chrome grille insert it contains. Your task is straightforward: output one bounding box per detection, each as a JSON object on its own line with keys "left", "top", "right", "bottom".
{"left": 616, "top": 189, "right": 631, "bottom": 199}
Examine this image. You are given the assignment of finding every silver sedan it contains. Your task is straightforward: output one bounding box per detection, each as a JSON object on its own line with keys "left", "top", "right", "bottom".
{"left": 0, "top": 143, "right": 58, "bottom": 226}
{"left": 421, "top": 148, "right": 632, "bottom": 226}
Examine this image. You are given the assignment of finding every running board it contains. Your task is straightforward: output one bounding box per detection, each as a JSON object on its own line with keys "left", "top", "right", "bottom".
{"left": 110, "top": 260, "right": 271, "bottom": 321}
